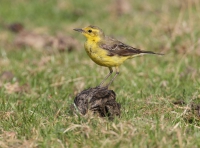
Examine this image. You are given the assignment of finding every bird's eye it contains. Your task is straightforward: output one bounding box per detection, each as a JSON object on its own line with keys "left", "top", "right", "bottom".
{"left": 88, "top": 30, "right": 92, "bottom": 33}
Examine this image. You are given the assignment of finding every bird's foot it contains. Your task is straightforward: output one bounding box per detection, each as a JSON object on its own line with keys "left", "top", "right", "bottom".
{"left": 95, "top": 84, "right": 108, "bottom": 90}
{"left": 95, "top": 85, "right": 102, "bottom": 89}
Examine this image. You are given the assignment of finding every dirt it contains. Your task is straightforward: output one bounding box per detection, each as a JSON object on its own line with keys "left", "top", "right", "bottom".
{"left": 71, "top": 86, "right": 121, "bottom": 120}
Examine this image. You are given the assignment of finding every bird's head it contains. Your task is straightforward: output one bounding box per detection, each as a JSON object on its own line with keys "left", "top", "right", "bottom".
{"left": 74, "top": 25, "right": 104, "bottom": 42}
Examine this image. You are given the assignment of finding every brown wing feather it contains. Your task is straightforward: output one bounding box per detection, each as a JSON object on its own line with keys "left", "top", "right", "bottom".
{"left": 98, "top": 37, "right": 160, "bottom": 57}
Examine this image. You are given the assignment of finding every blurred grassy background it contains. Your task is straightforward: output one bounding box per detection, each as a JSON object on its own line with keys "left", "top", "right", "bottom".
{"left": 0, "top": 0, "right": 200, "bottom": 147}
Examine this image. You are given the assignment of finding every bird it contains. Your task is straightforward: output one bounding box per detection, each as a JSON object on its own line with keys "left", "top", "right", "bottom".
{"left": 74, "top": 25, "right": 163, "bottom": 87}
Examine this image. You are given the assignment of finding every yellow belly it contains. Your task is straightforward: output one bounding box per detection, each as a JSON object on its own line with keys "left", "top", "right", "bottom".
{"left": 84, "top": 41, "right": 128, "bottom": 67}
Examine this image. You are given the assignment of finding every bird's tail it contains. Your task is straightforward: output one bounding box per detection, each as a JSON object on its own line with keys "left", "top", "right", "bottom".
{"left": 141, "top": 50, "right": 164, "bottom": 55}
{"left": 128, "top": 50, "right": 164, "bottom": 59}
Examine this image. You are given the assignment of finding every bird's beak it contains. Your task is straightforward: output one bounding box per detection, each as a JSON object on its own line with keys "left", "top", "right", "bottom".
{"left": 73, "top": 28, "right": 84, "bottom": 33}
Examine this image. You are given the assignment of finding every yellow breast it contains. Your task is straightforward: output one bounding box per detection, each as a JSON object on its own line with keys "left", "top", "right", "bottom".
{"left": 84, "top": 40, "right": 128, "bottom": 67}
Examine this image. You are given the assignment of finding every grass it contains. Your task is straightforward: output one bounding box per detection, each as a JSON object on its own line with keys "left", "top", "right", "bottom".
{"left": 0, "top": 0, "right": 200, "bottom": 147}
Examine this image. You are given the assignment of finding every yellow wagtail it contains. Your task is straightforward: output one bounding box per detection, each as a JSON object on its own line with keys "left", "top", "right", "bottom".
{"left": 74, "top": 25, "right": 163, "bottom": 87}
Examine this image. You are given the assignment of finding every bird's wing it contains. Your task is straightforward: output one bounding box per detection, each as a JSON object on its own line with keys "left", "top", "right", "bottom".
{"left": 98, "top": 37, "right": 160, "bottom": 56}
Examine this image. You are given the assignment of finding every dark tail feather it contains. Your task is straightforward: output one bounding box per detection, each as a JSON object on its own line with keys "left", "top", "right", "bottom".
{"left": 142, "top": 50, "right": 164, "bottom": 55}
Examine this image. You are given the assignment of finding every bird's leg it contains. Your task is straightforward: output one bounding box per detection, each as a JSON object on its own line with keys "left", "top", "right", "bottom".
{"left": 106, "top": 67, "right": 119, "bottom": 87}
{"left": 99, "top": 67, "right": 113, "bottom": 87}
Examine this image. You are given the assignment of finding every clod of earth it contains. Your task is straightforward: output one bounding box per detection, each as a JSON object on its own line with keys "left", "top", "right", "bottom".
{"left": 71, "top": 86, "right": 121, "bottom": 120}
